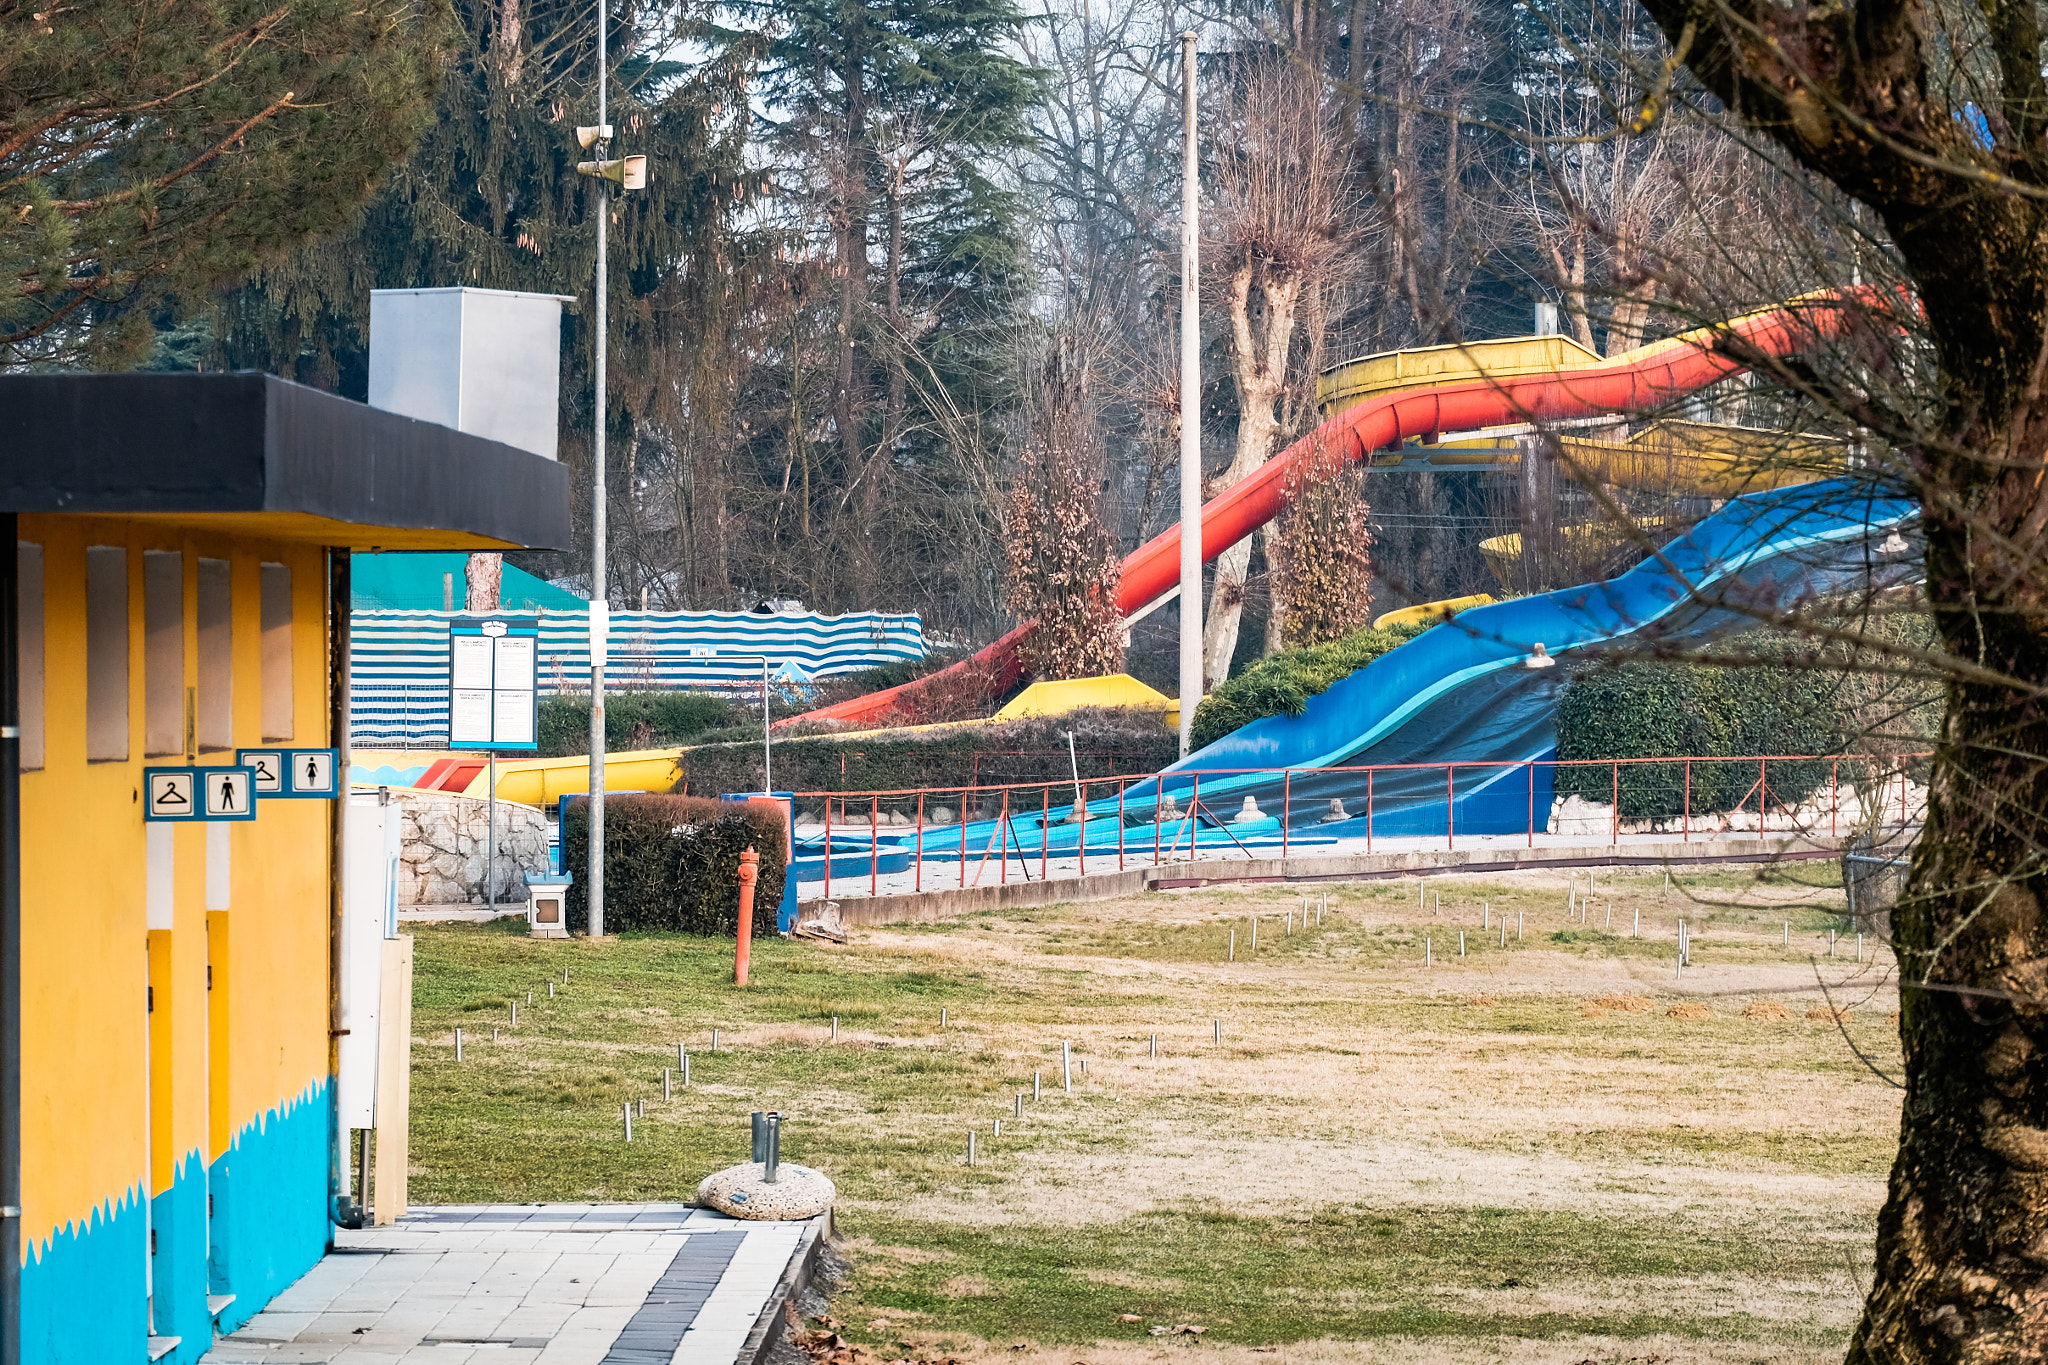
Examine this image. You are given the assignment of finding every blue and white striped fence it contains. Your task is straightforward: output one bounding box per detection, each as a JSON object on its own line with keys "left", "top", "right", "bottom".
{"left": 350, "top": 607, "right": 925, "bottom": 747}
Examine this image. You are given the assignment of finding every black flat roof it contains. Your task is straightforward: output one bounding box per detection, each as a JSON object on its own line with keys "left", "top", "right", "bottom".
{"left": 0, "top": 372, "right": 571, "bottom": 550}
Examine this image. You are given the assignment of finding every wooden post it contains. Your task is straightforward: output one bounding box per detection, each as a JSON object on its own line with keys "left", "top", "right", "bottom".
{"left": 735, "top": 846, "right": 758, "bottom": 986}
{"left": 373, "top": 934, "right": 415, "bottom": 1225}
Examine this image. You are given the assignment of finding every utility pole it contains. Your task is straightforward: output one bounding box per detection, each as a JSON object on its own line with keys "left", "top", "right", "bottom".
{"left": 1178, "top": 30, "right": 1202, "bottom": 758}
{"left": 575, "top": 7, "right": 648, "bottom": 936}
{"left": 588, "top": 0, "right": 609, "bottom": 939}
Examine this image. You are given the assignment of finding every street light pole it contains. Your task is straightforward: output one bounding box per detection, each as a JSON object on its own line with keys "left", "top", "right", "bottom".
{"left": 729, "top": 656, "right": 774, "bottom": 792}
{"left": 1178, "top": 30, "right": 1202, "bottom": 758}
{"left": 587, "top": 4, "right": 609, "bottom": 940}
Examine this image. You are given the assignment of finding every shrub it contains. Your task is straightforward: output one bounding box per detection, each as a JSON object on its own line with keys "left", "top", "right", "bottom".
{"left": 558, "top": 793, "right": 785, "bottom": 936}
{"left": 538, "top": 691, "right": 739, "bottom": 757}
{"left": 1189, "top": 620, "right": 1427, "bottom": 750}
{"left": 674, "top": 706, "right": 1178, "bottom": 809}
{"left": 1554, "top": 649, "right": 1840, "bottom": 820}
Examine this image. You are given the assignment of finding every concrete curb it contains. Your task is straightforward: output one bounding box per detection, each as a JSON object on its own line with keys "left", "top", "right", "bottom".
{"left": 828, "top": 833, "right": 1860, "bottom": 926}
{"left": 741, "top": 1208, "right": 834, "bottom": 1365}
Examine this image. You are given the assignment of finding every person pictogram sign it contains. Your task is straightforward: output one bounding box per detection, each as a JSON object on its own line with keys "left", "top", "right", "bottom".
{"left": 145, "top": 766, "right": 257, "bottom": 821}
{"left": 206, "top": 769, "right": 253, "bottom": 819}
{"left": 238, "top": 748, "right": 340, "bottom": 800}
{"left": 291, "top": 750, "right": 335, "bottom": 795}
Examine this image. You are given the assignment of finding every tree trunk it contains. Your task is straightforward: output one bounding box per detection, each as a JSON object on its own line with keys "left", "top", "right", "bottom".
{"left": 1203, "top": 261, "right": 1299, "bottom": 684}
{"left": 1847, "top": 398, "right": 2048, "bottom": 1358}
{"left": 464, "top": 552, "right": 502, "bottom": 612}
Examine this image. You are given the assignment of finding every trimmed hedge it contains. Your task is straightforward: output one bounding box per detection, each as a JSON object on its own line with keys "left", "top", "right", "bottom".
{"left": 1189, "top": 621, "right": 1428, "bottom": 751}
{"left": 673, "top": 707, "right": 1179, "bottom": 806}
{"left": 559, "top": 793, "right": 785, "bottom": 936}
{"left": 1554, "top": 655, "right": 1839, "bottom": 820}
{"left": 538, "top": 691, "right": 738, "bottom": 757}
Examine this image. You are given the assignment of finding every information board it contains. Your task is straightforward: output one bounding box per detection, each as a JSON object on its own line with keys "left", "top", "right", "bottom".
{"left": 448, "top": 616, "right": 540, "bottom": 750}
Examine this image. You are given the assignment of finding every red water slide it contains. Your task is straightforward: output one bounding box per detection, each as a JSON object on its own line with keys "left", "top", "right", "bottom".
{"left": 786, "top": 291, "right": 1883, "bottom": 729}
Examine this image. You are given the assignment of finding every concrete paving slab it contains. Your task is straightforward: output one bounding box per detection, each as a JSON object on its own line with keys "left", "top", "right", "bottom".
{"left": 201, "top": 1205, "right": 824, "bottom": 1365}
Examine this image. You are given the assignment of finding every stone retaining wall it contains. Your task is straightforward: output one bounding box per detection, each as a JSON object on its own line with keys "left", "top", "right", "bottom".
{"left": 393, "top": 788, "right": 552, "bottom": 905}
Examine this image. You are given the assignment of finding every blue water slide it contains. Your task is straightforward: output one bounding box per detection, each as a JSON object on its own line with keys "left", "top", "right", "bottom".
{"left": 792, "top": 479, "right": 1919, "bottom": 865}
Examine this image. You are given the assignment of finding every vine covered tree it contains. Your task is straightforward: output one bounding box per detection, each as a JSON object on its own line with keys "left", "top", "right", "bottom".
{"left": 1272, "top": 434, "right": 1374, "bottom": 647}
{"left": 1005, "top": 345, "right": 1125, "bottom": 680}
{"left": 1, "top": 0, "right": 450, "bottom": 366}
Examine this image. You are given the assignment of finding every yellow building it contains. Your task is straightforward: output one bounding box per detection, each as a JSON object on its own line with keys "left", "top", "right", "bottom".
{"left": 0, "top": 373, "right": 567, "bottom": 1364}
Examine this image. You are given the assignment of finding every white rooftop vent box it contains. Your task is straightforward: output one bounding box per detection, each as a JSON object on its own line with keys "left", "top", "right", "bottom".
{"left": 368, "top": 287, "right": 574, "bottom": 460}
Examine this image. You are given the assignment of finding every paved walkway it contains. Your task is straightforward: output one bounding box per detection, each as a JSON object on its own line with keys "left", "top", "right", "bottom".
{"left": 202, "top": 1204, "right": 816, "bottom": 1365}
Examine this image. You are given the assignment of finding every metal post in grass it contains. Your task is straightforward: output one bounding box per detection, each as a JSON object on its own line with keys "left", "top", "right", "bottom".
{"left": 511, "top": 1001, "right": 518, "bottom": 1026}
{"left": 1518, "top": 911, "right": 1523, "bottom": 940}
{"left": 831, "top": 1016, "right": 838, "bottom": 1043}
{"left": 940, "top": 1007, "right": 947, "bottom": 1028}
{"left": 1228, "top": 929, "right": 1235, "bottom": 961}
{"left": 493, "top": 1027, "right": 500, "bottom": 1043}
{"left": 1426, "top": 937, "right": 1432, "bottom": 967}
{"left": 1213, "top": 1019, "right": 1220, "bottom": 1044}
{"left": 1635, "top": 909, "right": 1640, "bottom": 938}
{"left": 638, "top": 1098, "right": 645, "bottom": 1118}
{"left": 455, "top": 1027, "right": 463, "bottom": 1062}
{"left": 550, "top": 982, "right": 556, "bottom": 999}
{"left": 683, "top": 1053, "right": 691, "bottom": 1086}
{"left": 1252, "top": 917, "right": 1257, "bottom": 949}
{"left": 1484, "top": 903, "right": 1489, "bottom": 929}
{"left": 663, "top": 1068, "right": 671, "bottom": 1101}
{"left": 1150, "top": 1034, "right": 1158, "bottom": 1059}
{"left": 564, "top": 968, "right": 570, "bottom": 985}
{"left": 1063, "top": 1041, "right": 1073, "bottom": 1093}
{"left": 1034, "top": 1071, "right": 1042, "bottom": 1102}
{"left": 624, "top": 1104, "right": 633, "bottom": 1142}
{"left": 1459, "top": 932, "right": 1465, "bottom": 956}
{"left": 1784, "top": 921, "right": 1789, "bottom": 948}
{"left": 995, "top": 1118, "right": 1002, "bottom": 1138}
{"left": 968, "top": 1130, "right": 977, "bottom": 1167}
{"left": 712, "top": 1028, "right": 720, "bottom": 1050}
{"left": 1015, "top": 1093, "right": 1023, "bottom": 1119}
{"left": 1858, "top": 933, "right": 1864, "bottom": 962}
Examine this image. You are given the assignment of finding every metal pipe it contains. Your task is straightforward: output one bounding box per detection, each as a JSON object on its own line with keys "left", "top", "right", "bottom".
{"left": 587, "top": 0, "right": 611, "bottom": 940}
{"left": 1177, "top": 28, "right": 1202, "bottom": 758}
{"left": 751, "top": 1110, "right": 766, "bottom": 1162}
{"left": 0, "top": 515, "right": 21, "bottom": 1352}
{"left": 764, "top": 1113, "right": 782, "bottom": 1183}
{"left": 325, "top": 547, "right": 364, "bottom": 1229}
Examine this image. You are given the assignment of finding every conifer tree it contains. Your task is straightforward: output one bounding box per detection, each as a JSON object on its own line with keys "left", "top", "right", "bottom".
{"left": 207, "top": 0, "right": 757, "bottom": 457}
{"left": 750, "top": 0, "right": 1040, "bottom": 607}
{"left": 1, "top": 0, "right": 450, "bottom": 366}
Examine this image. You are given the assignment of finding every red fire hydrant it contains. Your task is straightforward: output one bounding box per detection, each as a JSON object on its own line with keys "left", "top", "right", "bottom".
{"left": 735, "top": 846, "right": 759, "bottom": 986}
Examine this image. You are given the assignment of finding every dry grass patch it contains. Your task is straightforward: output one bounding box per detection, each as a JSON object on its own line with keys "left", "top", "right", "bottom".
{"left": 406, "top": 862, "right": 1899, "bottom": 1358}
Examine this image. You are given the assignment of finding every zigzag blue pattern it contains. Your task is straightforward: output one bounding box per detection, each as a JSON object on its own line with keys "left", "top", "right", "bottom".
{"left": 22, "top": 1078, "right": 332, "bottom": 1363}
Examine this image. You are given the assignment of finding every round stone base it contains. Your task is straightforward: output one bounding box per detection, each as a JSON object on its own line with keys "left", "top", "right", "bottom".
{"left": 696, "top": 1162, "right": 836, "bottom": 1221}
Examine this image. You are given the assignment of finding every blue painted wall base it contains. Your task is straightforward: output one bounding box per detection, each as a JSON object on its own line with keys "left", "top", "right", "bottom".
{"left": 20, "top": 1080, "right": 331, "bottom": 1364}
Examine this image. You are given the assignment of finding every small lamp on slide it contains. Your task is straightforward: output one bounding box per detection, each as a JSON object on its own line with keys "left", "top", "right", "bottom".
{"left": 1524, "top": 641, "right": 1556, "bottom": 669}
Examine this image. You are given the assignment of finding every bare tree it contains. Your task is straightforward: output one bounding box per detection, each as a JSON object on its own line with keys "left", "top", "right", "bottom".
{"left": 1202, "top": 55, "right": 1358, "bottom": 681}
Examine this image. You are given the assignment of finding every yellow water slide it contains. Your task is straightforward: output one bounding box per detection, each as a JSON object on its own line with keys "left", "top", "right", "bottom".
{"left": 1317, "top": 337, "right": 1837, "bottom": 494}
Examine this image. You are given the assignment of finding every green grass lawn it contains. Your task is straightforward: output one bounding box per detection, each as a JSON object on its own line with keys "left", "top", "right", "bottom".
{"left": 405, "top": 863, "right": 1898, "bottom": 1361}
